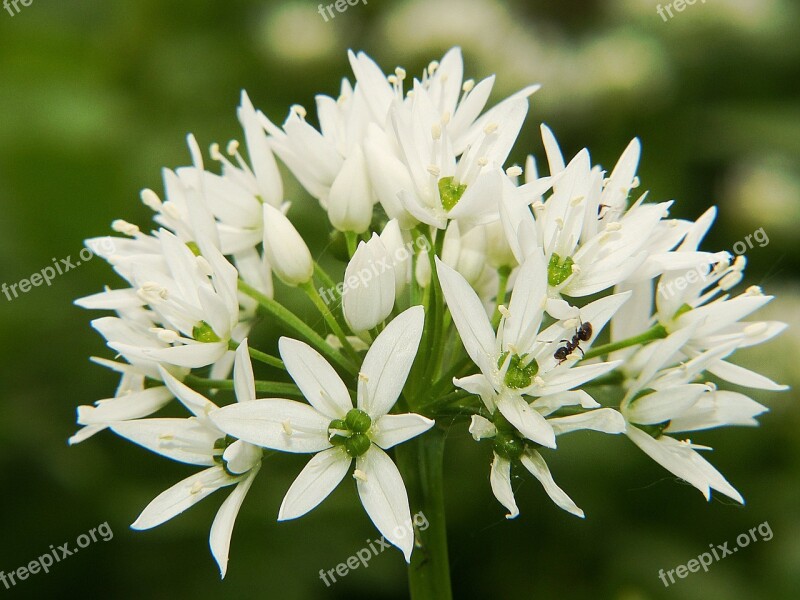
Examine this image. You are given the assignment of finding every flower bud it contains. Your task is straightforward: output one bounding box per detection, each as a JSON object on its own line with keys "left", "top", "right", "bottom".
{"left": 342, "top": 234, "right": 396, "bottom": 332}
{"left": 328, "top": 147, "right": 373, "bottom": 234}
{"left": 262, "top": 204, "right": 313, "bottom": 286}
{"left": 442, "top": 222, "right": 487, "bottom": 285}
{"left": 379, "top": 219, "right": 411, "bottom": 295}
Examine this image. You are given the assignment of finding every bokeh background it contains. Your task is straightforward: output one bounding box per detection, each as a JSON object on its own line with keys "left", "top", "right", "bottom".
{"left": 1, "top": 0, "right": 798, "bottom": 598}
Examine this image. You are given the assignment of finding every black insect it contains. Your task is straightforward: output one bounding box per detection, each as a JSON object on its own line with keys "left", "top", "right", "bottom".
{"left": 554, "top": 321, "right": 593, "bottom": 365}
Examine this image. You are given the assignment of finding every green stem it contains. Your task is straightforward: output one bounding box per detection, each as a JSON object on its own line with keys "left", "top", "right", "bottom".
{"left": 345, "top": 231, "right": 358, "bottom": 257}
{"left": 395, "top": 428, "right": 452, "bottom": 600}
{"left": 301, "top": 281, "right": 361, "bottom": 365}
{"left": 491, "top": 266, "right": 511, "bottom": 329}
{"left": 184, "top": 375, "right": 303, "bottom": 398}
{"left": 238, "top": 280, "right": 358, "bottom": 375}
{"left": 583, "top": 323, "right": 668, "bottom": 360}
{"left": 229, "top": 340, "right": 285, "bottom": 370}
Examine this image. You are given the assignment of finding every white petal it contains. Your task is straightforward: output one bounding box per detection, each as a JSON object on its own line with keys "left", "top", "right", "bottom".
{"left": 222, "top": 440, "right": 263, "bottom": 475}
{"left": 503, "top": 250, "right": 548, "bottom": 351}
{"left": 626, "top": 427, "right": 743, "bottom": 503}
{"left": 209, "top": 399, "right": 330, "bottom": 453}
{"left": 496, "top": 391, "right": 556, "bottom": 448}
{"left": 435, "top": 257, "right": 496, "bottom": 375}
{"left": 113, "top": 341, "right": 228, "bottom": 369}
{"left": 210, "top": 465, "right": 260, "bottom": 579}
{"left": 706, "top": 360, "right": 789, "bottom": 391}
{"left": 131, "top": 466, "right": 234, "bottom": 530}
{"left": 531, "top": 390, "right": 600, "bottom": 416}
{"left": 279, "top": 337, "right": 352, "bottom": 419}
{"left": 356, "top": 446, "right": 415, "bottom": 562}
{"left": 111, "top": 418, "right": 219, "bottom": 465}
{"left": 520, "top": 450, "right": 584, "bottom": 518}
{"left": 666, "top": 391, "right": 768, "bottom": 433}
{"left": 359, "top": 306, "right": 424, "bottom": 418}
{"left": 533, "top": 361, "right": 622, "bottom": 397}
{"left": 76, "top": 386, "right": 174, "bottom": 425}
{"left": 625, "top": 384, "right": 708, "bottom": 425}
{"left": 158, "top": 365, "right": 218, "bottom": 420}
{"left": 371, "top": 413, "right": 435, "bottom": 449}
{"left": 490, "top": 454, "right": 519, "bottom": 519}
{"left": 278, "top": 447, "right": 351, "bottom": 520}
{"left": 469, "top": 415, "right": 497, "bottom": 441}
{"left": 233, "top": 340, "right": 256, "bottom": 404}
{"left": 548, "top": 408, "right": 626, "bottom": 436}
{"left": 454, "top": 373, "right": 498, "bottom": 412}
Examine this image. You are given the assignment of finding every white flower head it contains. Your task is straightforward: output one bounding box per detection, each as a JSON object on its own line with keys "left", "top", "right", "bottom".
{"left": 110, "top": 341, "right": 263, "bottom": 578}
{"left": 209, "top": 306, "right": 433, "bottom": 562}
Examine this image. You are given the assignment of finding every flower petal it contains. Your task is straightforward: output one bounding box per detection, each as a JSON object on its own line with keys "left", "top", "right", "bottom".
{"left": 278, "top": 447, "right": 351, "bottom": 520}
{"left": 496, "top": 391, "right": 556, "bottom": 448}
{"left": 209, "top": 399, "right": 330, "bottom": 453}
{"left": 279, "top": 337, "right": 352, "bottom": 419}
{"left": 371, "top": 413, "right": 435, "bottom": 449}
{"left": 469, "top": 415, "right": 497, "bottom": 441}
{"left": 356, "top": 446, "right": 415, "bottom": 562}
{"left": 111, "top": 418, "right": 219, "bottom": 465}
{"left": 520, "top": 450, "right": 584, "bottom": 518}
{"left": 490, "top": 453, "right": 519, "bottom": 519}
{"left": 233, "top": 340, "right": 256, "bottom": 404}
{"left": 435, "top": 257, "right": 496, "bottom": 375}
{"left": 210, "top": 465, "right": 260, "bottom": 579}
{"left": 131, "top": 466, "right": 234, "bottom": 530}
{"left": 548, "top": 408, "right": 626, "bottom": 436}
{"left": 359, "top": 306, "right": 424, "bottom": 418}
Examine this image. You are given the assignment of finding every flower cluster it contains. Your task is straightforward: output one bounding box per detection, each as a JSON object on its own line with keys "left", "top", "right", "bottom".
{"left": 72, "top": 47, "right": 787, "bottom": 578}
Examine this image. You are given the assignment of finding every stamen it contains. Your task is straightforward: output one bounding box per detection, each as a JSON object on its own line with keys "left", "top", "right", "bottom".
{"left": 112, "top": 220, "right": 140, "bottom": 237}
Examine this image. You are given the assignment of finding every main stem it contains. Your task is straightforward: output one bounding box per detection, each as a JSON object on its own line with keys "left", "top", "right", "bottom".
{"left": 395, "top": 427, "right": 452, "bottom": 600}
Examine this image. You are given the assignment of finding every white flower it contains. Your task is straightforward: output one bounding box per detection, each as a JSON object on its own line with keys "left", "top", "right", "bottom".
{"left": 355, "top": 47, "right": 541, "bottom": 229}
{"left": 261, "top": 73, "right": 376, "bottom": 233}
{"left": 262, "top": 203, "right": 314, "bottom": 286}
{"left": 209, "top": 306, "right": 433, "bottom": 561}
{"left": 342, "top": 234, "right": 396, "bottom": 332}
{"left": 76, "top": 228, "right": 240, "bottom": 369}
{"left": 436, "top": 253, "right": 629, "bottom": 448}
{"left": 469, "top": 406, "right": 625, "bottom": 519}
{"left": 501, "top": 125, "right": 726, "bottom": 297}
{"left": 110, "top": 342, "right": 263, "bottom": 578}
{"left": 619, "top": 328, "right": 754, "bottom": 503}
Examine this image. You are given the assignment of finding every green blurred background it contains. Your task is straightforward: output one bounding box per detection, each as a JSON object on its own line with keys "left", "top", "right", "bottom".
{"left": 1, "top": 0, "right": 798, "bottom": 598}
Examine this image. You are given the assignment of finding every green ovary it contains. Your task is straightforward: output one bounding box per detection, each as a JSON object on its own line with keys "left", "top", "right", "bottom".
{"left": 193, "top": 321, "right": 221, "bottom": 343}
{"left": 438, "top": 176, "right": 467, "bottom": 211}
{"left": 498, "top": 352, "right": 539, "bottom": 389}
{"left": 548, "top": 253, "right": 575, "bottom": 287}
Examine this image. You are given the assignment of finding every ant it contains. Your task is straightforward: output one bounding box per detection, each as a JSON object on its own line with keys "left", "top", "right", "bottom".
{"left": 554, "top": 320, "right": 592, "bottom": 365}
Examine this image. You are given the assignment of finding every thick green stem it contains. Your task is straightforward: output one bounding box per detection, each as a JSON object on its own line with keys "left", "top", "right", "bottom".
{"left": 395, "top": 428, "right": 452, "bottom": 600}
{"left": 583, "top": 323, "right": 668, "bottom": 360}
{"left": 184, "top": 375, "right": 303, "bottom": 398}
{"left": 238, "top": 280, "right": 358, "bottom": 375}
